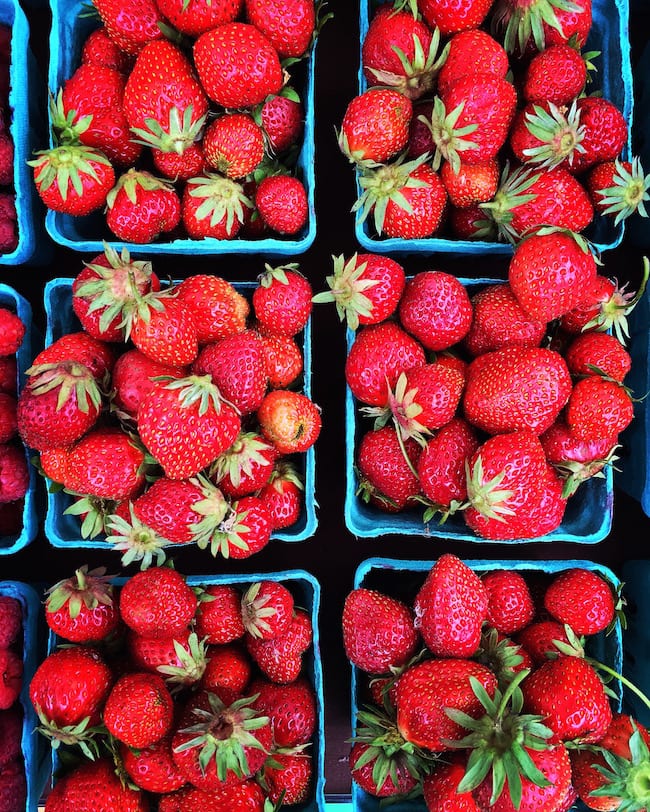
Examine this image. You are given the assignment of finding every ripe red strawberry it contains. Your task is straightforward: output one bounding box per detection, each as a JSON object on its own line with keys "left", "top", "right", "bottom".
{"left": 464, "top": 283, "right": 546, "bottom": 357}
{"left": 246, "top": 608, "right": 312, "bottom": 683}
{"left": 80, "top": 26, "right": 133, "bottom": 73}
{"left": 586, "top": 157, "right": 650, "bottom": 224}
{"left": 414, "top": 554, "right": 488, "bottom": 658}
{"left": 128, "top": 629, "right": 207, "bottom": 685}
{"left": 565, "top": 331, "right": 631, "bottom": 382}
{"left": 463, "top": 346, "right": 572, "bottom": 436}
{"left": 407, "top": 99, "right": 435, "bottom": 159}
{"left": 541, "top": 418, "right": 616, "bottom": 496}
{"left": 175, "top": 275, "right": 249, "bottom": 346}
{"left": 258, "top": 331, "right": 303, "bottom": 388}
{"left": 200, "top": 495, "right": 272, "bottom": 559}
{"left": 182, "top": 173, "right": 252, "bottom": 240}
{"left": 396, "top": 658, "right": 498, "bottom": 750}
{"left": 103, "top": 671, "right": 173, "bottom": 747}
{"left": 93, "top": 0, "right": 165, "bottom": 55}
{"left": 255, "top": 175, "right": 309, "bottom": 235}
{"left": 441, "top": 159, "right": 499, "bottom": 208}
{"left": 399, "top": 271, "right": 473, "bottom": 352}
{"left": 106, "top": 169, "right": 181, "bottom": 243}
{"left": 44, "top": 758, "right": 148, "bottom": 812}
{"left": 0, "top": 706, "right": 23, "bottom": 767}
{"left": 253, "top": 264, "right": 312, "bottom": 337}
{"left": 340, "top": 89, "right": 413, "bottom": 164}
{"left": 357, "top": 425, "right": 421, "bottom": 511}
{"left": 313, "top": 253, "right": 406, "bottom": 330}
{"left": 201, "top": 644, "right": 251, "bottom": 703}
{"left": 423, "top": 757, "right": 479, "bottom": 811}
{"left": 508, "top": 230, "right": 598, "bottom": 322}
{"left": 523, "top": 43, "right": 588, "bottom": 104}
{"left": 193, "top": 22, "right": 283, "bottom": 108}
{"left": 158, "top": 782, "right": 266, "bottom": 812}
{"left": 544, "top": 568, "right": 616, "bottom": 635}
{"left": 566, "top": 375, "right": 633, "bottom": 443}
{"left": 120, "top": 735, "right": 186, "bottom": 793}
{"left": 241, "top": 580, "right": 293, "bottom": 641}
{"left": 515, "top": 619, "right": 571, "bottom": 664}
{"left": 0, "top": 649, "right": 21, "bottom": 710}
{"left": 437, "top": 29, "right": 509, "bottom": 97}
{"left": 559, "top": 272, "right": 644, "bottom": 341}
{"left": 257, "top": 389, "right": 320, "bottom": 454}
{"left": 66, "top": 428, "right": 145, "bottom": 500}
{"left": 0, "top": 310, "right": 23, "bottom": 357}
{"left": 494, "top": 0, "right": 592, "bottom": 54}
{"left": 569, "top": 96, "right": 628, "bottom": 174}
{"left": 44, "top": 566, "right": 119, "bottom": 643}
{"left": 0, "top": 597, "right": 21, "bottom": 649}
{"left": 195, "top": 585, "right": 245, "bottom": 644}
{"left": 203, "top": 114, "right": 265, "bottom": 179}
{"left": 342, "top": 587, "right": 418, "bottom": 674}
{"left": 131, "top": 477, "right": 205, "bottom": 544}
{"left": 30, "top": 144, "right": 115, "bottom": 215}
{"left": 417, "top": 417, "right": 479, "bottom": 514}
{"left": 0, "top": 357, "right": 17, "bottom": 396}
{"left": 482, "top": 570, "right": 535, "bottom": 635}
{"left": 155, "top": 0, "right": 241, "bottom": 37}
{"left": 32, "top": 332, "right": 115, "bottom": 379}
{"left": 153, "top": 141, "right": 208, "bottom": 181}
{"left": 508, "top": 101, "right": 585, "bottom": 171}
{"left": 211, "top": 432, "right": 276, "bottom": 498}
{"left": 420, "top": 0, "right": 493, "bottom": 33}
{"left": 246, "top": 0, "right": 315, "bottom": 59}
{"left": 0, "top": 444, "right": 28, "bottom": 503}
{"left": 523, "top": 656, "right": 612, "bottom": 744}
{"left": 449, "top": 202, "right": 497, "bottom": 239}
{"left": 112, "top": 350, "right": 187, "bottom": 418}
{"left": 257, "top": 461, "right": 303, "bottom": 529}
{"left": 250, "top": 676, "right": 316, "bottom": 747}
{"left": 258, "top": 90, "right": 303, "bottom": 154}
{"left": 119, "top": 566, "right": 197, "bottom": 639}
{"left": 349, "top": 740, "right": 419, "bottom": 799}
{"left": 356, "top": 155, "right": 447, "bottom": 238}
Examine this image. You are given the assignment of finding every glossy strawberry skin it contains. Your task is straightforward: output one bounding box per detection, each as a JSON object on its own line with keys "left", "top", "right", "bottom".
{"left": 33, "top": 150, "right": 115, "bottom": 216}
{"left": 441, "top": 159, "right": 499, "bottom": 208}
{"left": 544, "top": 568, "right": 615, "bottom": 635}
{"left": 112, "top": 350, "right": 187, "bottom": 418}
{"left": 255, "top": 175, "right": 309, "bottom": 235}
{"left": 106, "top": 179, "right": 181, "bottom": 244}
{"left": 419, "top": 0, "right": 493, "bottom": 34}
{"left": 155, "top": 0, "right": 241, "bottom": 37}
{"left": 523, "top": 43, "right": 588, "bottom": 105}
{"left": 509, "top": 168, "right": 595, "bottom": 237}
{"left": 341, "top": 89, "right": 412, "bottom": 164}
{"left": 570, "top": 97, "right": 628, "bottom": 174}
{"left": 120, "top": 736, "right": 186, "bottom": 793}
{"left": 119, "top": 566, "right": 197, "bottom": 639}
{"left": 399, "top": 271, "right": 473, "bottom": 352}
{"left": 66, "top": 428, "right": 145, "bottom": 501}
{"left": 381, "top": 163, "right": 447, "bottom": 239}
{"left": 103, "top": 671, "right": 174, "bottom": 748}
{"left": 482, "top": 570, "right": 535, "bottom": 635}
{"left": 246, "top": 608, "right": 312, "bottom": 683}
{"left": 437, "top": 29, "right": 508, "bottom": 96}
{"left": 201, "top": 644, "right": 252, "bottom": 703}
{"left": 515, "top": 620, "right": 571, "bottom": 665}
{"left": 418, "top": 417, "right": 479, "bottom": 509}
{"left": 250, "top": 676, "right": 316, "bottom": 747}
{"left": 423, "top": 757, "right": 479, "bottom": 811}
{"left": 175, "top": 275, "right": 249, "bottom": 345}
{"left": 44, "top": 758, "right": 148, "bottom": 812}
{"left": 203, "top": 114, "right": 265, "bottom": 180}
{"left": 195, "top": 585, "right": 245, "bottom": 645}
{"left": 259, "top": 92, "right": 303, "bottom": 154}
{"left": 358, "top": 426, "right": 421, "bottom": 510}
{"left": 245, "top": 0, "right": 315, "bottom": 59}
{"left": 253, "top": 269, "right": 312, "bottom": 338}
{"left": 565, "top": 332, "right": 632, "bottom": 382}
{"left": 566, "top": 375, "right": 633, "bottom": 443}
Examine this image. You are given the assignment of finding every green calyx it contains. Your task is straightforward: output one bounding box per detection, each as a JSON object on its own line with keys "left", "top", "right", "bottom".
{"left": 480, "top": 162, "right": 540, "bottom": 244}
{"left": 595, "top": 157, "right": 650, "bottom": 226}
{"left": 259, "top": 261, "right": 301, "bottom": 288}
{"left": 63, "top": 495, "right": 120, "bottom": 539}
{"left": 35, "top": 711, "right": 104, "bottom": 761}
{"left": 312, "top": 253, "right": 379, "bottom": 330}
{"left": 267, "top": 461, "right": 304, "bottom": 492}
{"left": 173, "top": 693, "right": 270, "bottom": 781}
{"left": 522, "top": 100, "right": 586, "bottom": 169}
{"left": 210, "top": 432, "right": 273, "bottom": 489}
{"left": 584, "top": 257, "right": 649, "bottom": 344}
{"left": 45, "top": 564, "right": 115, "bottom": 617}
{"left": 157, "top": 632, "right": 208, "bottom": 686}
{"left": 421, "top": 96, "right": 479, "bottom": 174}
{"left": 49, "top": 89, "right": 93, "bottom": 146}
{"left": 553, "top": 444, "right": 620, "bottom": 498}
{"left": 476, "top": 628, "right": 529, "bottom": 689}
{"left": 361, "top": 372, "right": 430, "bottom": 447}
{"left": 588, "top": 724, "right": 650, "bottom": 810}
{"left": 106, "top": 169, "right": 175, "bottom": 209}
{"left": 449, "top": 671, "right": 554, "bottom": 809}
{"left": 162, "top": 375, "right": 229, "bottom": 416}
{"left": 465, "top": 457, "right": 515, "bottom": 523}
{"left": 495, "top": 0, "right": 587, "bottom": 54}
{"left": 365, "top": 29, "right": 449, "bottom": 101}
{"left": 241, "top": 581, "right": 279, "bottom": 638}
{"left": 105, "top": 503, "right": 169, "bottom": 570}
{"left": 194, "top": 500, "right": 252, "bottom": 559}
{"left": 130, "top": 105, "right": 206, "bottom": 154}
{"left": 29, "top": 143, "right": 111, "bottom": 200}
{"left": 187, "top": 173, "right": 252, "bottom": 231}
{"left": 26, "top": 361, "right": 103, "bottom": 414}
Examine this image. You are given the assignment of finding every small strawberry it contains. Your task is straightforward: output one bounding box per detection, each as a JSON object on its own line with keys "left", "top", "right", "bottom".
{"left": 120, "top": 736, "right": 187, "bottom": 793}
{"left": 105, "top": 169, "right": 181, "bottom": 243}
{"left": 250, "top": 676, "right": 316, "bottom": 747}
{"left": 339, "top": 89, "right": 413, "bottom": 165}
{"left": 257, "top": 389, "right": 321, "bottom": 454}
{"left": 342, "top": 587, "right": 419, "bottom": 674}
{"left": 241, "top": 580, "right": 294, "bottom": 640}
{"left": 131, "top": 476, "right": 206, "bottom": 544}
{"left": 103, "top": 671, "right": 174, "bottom": 747}
{"left": 523, "top": 43, "right": 589, "bottom": 104}
{"left": 203, "top": 113, "right": 265, "bottom": 179}
{"left": 565, "top": 331, "right": 632, "bottom": 382}
{"left": 515, "top": 620, "right": 571, "bottom": 664}
{"left": 196, "top": 495, "right": 272, "bottom": 559}
{"left": 210, "top": 432, "right": 276, "bottom": 497}
{"left": 441, "top": 159, "right": 500, "bottom": 208}
{"left": 30, "top": 144, "right": 115, "bottom": 215}
{"left": 264, "top": 752, "right": 312, "bottom": 805}
{"left": 420, "top": 0, "right": 493, "bottom": 34}
{"left": 0, "top": 444, "right": 28, "bottom": 503}
{"left": 153, "top": 142, "right": 207, "bottom": 181}
{"left": 195, "top": 585, "right": 245, "bottom": 645}
{"left": 417, "top": 417, "right": 479, "bottom": 515}
{"left": 258, "top": 461, "right": 303, "bottom": 529}
{"left": 508, "top": 101, "right": 585, "bottom": 170}
{"left": 246, "top": 608, "right": 312, "bottom": 683}
{"left": 0, "top": 649, "right": 21, "bottom": 710}
{"left": 182, "top": 174, "right": 253, "bottom": 240}
{"left": 482, "top": 569, "right": 535, "bottom": 635}
{"left": 586, "top": 157, "right": 650, "bottom": 224}
{"left": 255, "top": 174, "right": 309, "bottom": 235}
{"left": 398, "top": 271, "right": 473, "bottom": 351}
{"left": 0, "top": 597, "right": 21, "bottom": 649}
{"left": 0, "top": 310, "right": 23, "bottom": 357}
{"left": 93, "top": 0, "right": 165, "bottom": 55}
{"left": 32, "top": 332, "right": 115, "bottom": 379}
{"left": 565, "top": 375, "right": 634, "bottom": 443}
{"left": 569, "top": 96, "right": 628, "bottom": 174}
{"left": 357, "top": 425, "right": 421, "bottom": 511}
{"left": 349, "top": 736, "right": 419, "bottom": 799}
{"left": 201, "top": 644, "right": 251, "bottom": 703}
{"left": 544, "top": 568, "right": 616, "bottom": 635}
{"left": 155, "top": 0, "right": 242, "bottom": 37}
{"left": 423, "top": 757, "right": 479, "bottom": 811}
{"left": 257, "top": 89, "right": 304, "bottom": 155}
{"left": 80, "top": 26, "right": 133, "bottom": 73}
{"left": 176, "top": 274, "right": 249, "bottom": 345}
{"left": 111, "top": 349, "right": 187, "bottom": 418}
{"left": 258, "top": 331, "right": 303, "bottom": 389}
{"left": 253, "top": 263, "right": 312, "bottom": 337}
{"left": 44, "top": 565, "right": 119, "bottom": 643}
{"left": 245, "top": 0, "right": 315, "bottom": 59}
{"left": 128, "top": 630, "right": 207, "bottom": 685}
{"left": 119, "top": 566, "right": 197, "bottom": 639}
{"left": 541, "top": 418, "right": 617, "bottom": 496}
{"left": 494, "top": 0, "right": 592, "bottom": 54}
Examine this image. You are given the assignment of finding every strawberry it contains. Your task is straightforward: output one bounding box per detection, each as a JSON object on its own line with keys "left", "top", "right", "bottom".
{"left": 464, "top": 283, "right": 546, "bottom": 357}
{"left": 0, "top": 597, "right": 21, "bottom": 649}
{"left": 340, "top": 88, "right": 412, "bottom": 165}
{"left": 32, "top": 332, "right": 115, "bottom": 379}
{"left": 414, "top": 554, "right": 488, "bottom": 658}
{"left": 508, "top": 229, "right": 598, "bottom": 322}
{"left": 313, "top": 253, "right": 406, "bottom": 329}
{"left": 355, "top": 154, "right": 447, "bottom": 238}
{"left": 586, "top": 157, "right": 650, "bottom": 224}
{"left": 0, "top": 444, "right": 28, "bottom": 503}
{"left": 508, "top": 101, "right": 585, "bottom": 171}
{"left": 482, "top": 570, "right": 535, "bottom": 635}
{"left": 544, "top": 568, "right": 616, "bottom": 635}
{"left": 523, "top": 655, "right": 612, "bottom": 744}
{"left": 463, "top": 346, "right": 572, "bottom": 436}
{"left": 246, "top": 608, "right": 312, "bottom": 683}
{"left": 566, "top": 375, "right": 633, "bottom": 443}
{"left": 258, "top": 90, "right": 304, "bottom": 155}
{"left": 264, "top": 752, "right": 312, "bottom": 805}
{"left": 441, "top": 159, "right": 499, "bottom": 208}
{"left": 193, "top": 332, "right": 268, "bottom": 416}
{"left": 250, "top": 676, "right": 316, "bottom": 747}
{"left": 198, "top": 495, "right": 272, "bottom": 559}
{"left": 105, "top": 169, "right": 181, "bottom": 243}
{"left": 193, "top": 22, "right": 283, "bottom": 108}
{"left": 569, "top": 96, "right": 628, "bottom": 174}
{"left": 195, "top": 585, "right": 245, "bottom": 645}
{"left": 349, "top": 739, "right": 419, "bottom": 799}
{"left": 201, "top": 644, "right": 252, "bottom": 702}
{"left": 112, "top": 350, "right": 187, "bottom": 418}
{"left": 154, "top": 0, "right": 242, "bottom": 37}
{"left": 211, "top": 432, "right": 276, "bottom": 497}
{"left": 182, "top": 174, "right": 253, "bottom": 240}
{"left": 417, "top": 417, "right": 479, "bottom": 515}
{"left": 357, "top": 425, "right": 421, "bottom": 511}
{"left": 494, "top": 0, "right": 592, "bottom": 54}
{"left": 131, "top": 477, "right": 204, "bottom": 544}
{"left": 258, "top": 462, "right": 303, "bottom": 529}
{"left": 362, "top": 5, "right": 443, "bottom": 99}
{"left": 450, "top": 203, "right": 497, "bottom": 239}
{"left": 541, "top": 418, "right": 616, "bottom": 496}
{"left": 437, "top": 29, "right": 508, "bottom": 98}
{"left": 258, "top": 331, "right": 303, "bottom": 388}
{"left": 0, "top": 310, "right": 24, "bottom": 357}
{"left": 398, "top": 271, "right": 473, "bottom": 351}
{"left": 175, "top": 275, "right": 249, "bottom": 344}
{"left": 44, "top": 758, "right": 148, "bottom": 812}
{"left": 565, "top": 331, "right": 631, "bottom": 382}
{"left": 203, "top": 114, "right": 265, "bottom": 180}
{"left": 159, "top": 782, "right": 266, "bottom": 812}
{"left": 128, "top": 629, "right": 207, "bottom": 685}
{"left": 253, "top": 263, "right": 312, "bottom": 337}
{"left": 45, "top": 566, "right": 119, "bottom": 643}
{"left": 66, "top": 427, "right": 145, "bottom": 500}
{"left": 80, "top": 26, "right": 133, "bottom": 73}
{"left": 523, "top": 43, "right": 589, "bottom": 104}
{"left": 257, "top": 389, "right": 321, "bottom": 454}
{"left": 103, "top": 671, "right": 173, "bottom": 747}
{"left": 241, "top": 580, "right": 293, "bottom": 641}
{"left": 120, "top": 736, "right": 187, "bottom": 793}
{"left": 420, "top": 0, "right": 493, "bottom": 33}
{"left": 396, "top": 658, "right": 498, "bottom": 750}
{"left": 153, "top": 142, "right": 208, "bottom": 181}
{"left": 342, "top": 587, "right": 418, "bottom": 674}
{"left": 246, "top": 0, "right": 315, "bottom": 59}
{"left": 515, "top": 620, "right": 571, "bottom": 664}
{"left": 407, "top": 99, "right": 435, "bottom": 158}
{"left": 0, "top": 706, "right": 23, "bottom": 767}
{"left": 30, "top": 144, "right": 115, "bottom": 215}
{"left": 423, "top": 757, "right": 479, "bottom": 811}
{"left": 93, "top": 0, "right": 165, "bottom": 55}
{"left": 119, "top": 566, "right": 197, "bottom": 639}
{"left": 255, "top": 175, "right": 309, "bottom": 235}
{"left": 0, "top": 649, "right": 21, "bottom": 710}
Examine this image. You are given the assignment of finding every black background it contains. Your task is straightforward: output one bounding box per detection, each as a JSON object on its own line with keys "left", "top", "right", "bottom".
{"left": 2, "top": 0, "right": 650, "bottom": 798}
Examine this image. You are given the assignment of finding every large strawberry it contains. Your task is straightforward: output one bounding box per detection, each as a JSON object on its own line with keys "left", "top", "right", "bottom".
{"left": 30, "top": 144, "right": 115, "bottom": 215}
{"left": 565, "top": 375, "right": 634, "bottom": 444}
{"left": 129, "top": 291, "right": 198, "bottom": 367}
{"left": 437, "top": 29, "right": 508, "bottom": 96}
{"left": 119, "top": 566, "right": 197, "bottom": 639}
{"left": 105, "top": 169, "right": 181, "bottom": 243}
{"left": 339, "top": 88, "right": 413, "bottom": 165}
{"left": 523, "top": 43, "right": 589, "bottom": 104}
{"left": 245, "top": 0, "right": 315, "bottom": 59}
{"left": 66, "top": 427, "right": 145, "bottom": 500}
{"left": 103, "top": 671, "right": 174, "bottom": 748}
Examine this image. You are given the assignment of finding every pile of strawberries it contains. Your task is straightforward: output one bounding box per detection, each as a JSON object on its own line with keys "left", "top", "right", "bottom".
{"left": 0, "top": 302, "right": 28, "bottom": 541}
{"left": 317, "top": 251, "right": 645, "bottom": 540}
{"left": 16, "top": 252, "right": 320, "bottom": 563}
{"left": 0, "top": 590, "right": 26, "bottom": 812}
{"left": 31, "top": 566, "right": 318, "bottom": 810}
{"left": 339, "top": 0, "right": 649, "bottom": 243}
{"left": 342, "top": 553, "right": 647, "bottom": 812}
{"left": 31, "top": 0, "right": 322, "bottom": 244}
{"left": 0, "top": 25, "right": 17, "bottom": 255}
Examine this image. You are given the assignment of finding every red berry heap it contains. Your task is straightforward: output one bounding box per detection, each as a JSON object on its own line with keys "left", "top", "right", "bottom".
{"left": 0, "top": 304, "right": 28, "bottom": 542}
{"left": 340, "top": 0, "right": 649, "bottom": 243}
{"left": 316, "top": 251, "right": 646, "bottom": 541}
{"left": 31, "top": 1, "right": 327, "bottom": 244}
{"left": 0, "top": 25, "right": 17, "bottom": 255}
{"left": 0, "top": 591, "right": 27, "bottom": 812}
{"left": 342, "top": 553, "right": 650, "bottom": 812}
{"left": 17, "top": 253, "right": 320, "bottom": 565}
{"left": 32, "top": 567, "right": 318, "bottom": 811}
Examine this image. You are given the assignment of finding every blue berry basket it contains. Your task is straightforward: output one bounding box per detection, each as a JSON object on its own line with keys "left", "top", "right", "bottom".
{"left": 44, "top": 569, "right": 326, "bottom": 812}
{"left": 46, "top": 0, "right": 316, "bottom": 256}
{"left": 344, "top": 276, "right": 614, "bottom": 544}
{"left": 42, "top": 276, "right": 317, "bottom": 551}
{"left": 0, "top": 284, "right": 38, "bottom": 555}
{"left": 354, "top": 0, "right": 632, "bottom": 257}
{"left": 350, "top": 557, "right": 624, "bottom": 812}
{"left": 0, "top": 0, "right": 49, "bottom": 266}
{"left": 0, "top": 580, "right": 51, "bottom": 812}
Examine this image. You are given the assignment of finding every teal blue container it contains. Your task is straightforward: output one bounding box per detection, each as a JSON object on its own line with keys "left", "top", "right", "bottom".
{"left": 0, "top": 284, "right": 37, "bottom": 555}
{"left": 45, "top": 570, "right": 326, "bottom": 811}
{"left": 345, "top": 277, "right": 614, "bottom": 544}
{"left": 0, "top": 0, "right": 49, "bottom": 265}
{"left": 43, "top": 277, "right": 317, "bottom": 550}
{"left": 0, "top": 580, "right": 51, "bottom": 812}
{"left": 350, "top": 557, "right": 624, "bottom": 812}
{"left": 354, "top": 0, "right": 632, "bottom": 257}
{"left": 46, "top": 0, "right": 316, "bottom": 256}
